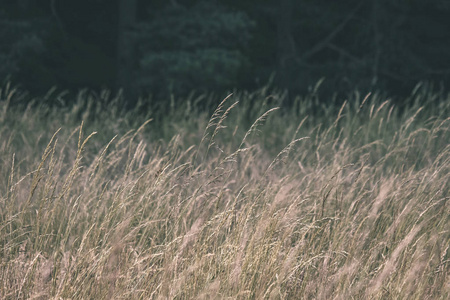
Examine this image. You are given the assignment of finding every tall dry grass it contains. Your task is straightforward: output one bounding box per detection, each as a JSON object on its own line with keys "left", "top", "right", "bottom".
{"left": 0, "top": 83, "right": 449, "bottom": 299}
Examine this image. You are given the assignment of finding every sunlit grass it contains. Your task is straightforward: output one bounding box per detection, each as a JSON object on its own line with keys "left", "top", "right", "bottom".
{"left": 0, "top": 83, "right": 449, "bottom": 299}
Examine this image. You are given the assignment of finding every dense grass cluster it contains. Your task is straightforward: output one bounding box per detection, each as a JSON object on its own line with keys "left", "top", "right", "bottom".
{"left": 0, "top": 83, "right": 449, "bottom": 299}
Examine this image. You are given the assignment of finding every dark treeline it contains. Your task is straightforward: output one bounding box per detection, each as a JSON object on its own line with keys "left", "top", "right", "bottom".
{"left": 1, "top": 0, "right": 450, "bottom": 105}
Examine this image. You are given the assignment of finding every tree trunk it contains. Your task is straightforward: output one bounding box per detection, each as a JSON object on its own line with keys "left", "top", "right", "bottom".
{"left": 277, "top": 0, "right": 295, "bottom": 94}
{"left": 276, "top": 0, "right": 296, "bottom": 106}
{"left": 116, "top": 0, "right": 137, "bottom": 104}
{"left": 371, "top": 0, "right": 382, "bottom": 87}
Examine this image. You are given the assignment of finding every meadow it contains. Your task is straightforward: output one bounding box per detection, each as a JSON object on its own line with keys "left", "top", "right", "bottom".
{"left": 0, "top": 83, "right": 449, "bottom": 299}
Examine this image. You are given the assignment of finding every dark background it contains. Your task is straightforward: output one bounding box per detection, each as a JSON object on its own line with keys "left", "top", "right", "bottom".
{"left": 1, "top": 0, "right": 450, "bottom": 105}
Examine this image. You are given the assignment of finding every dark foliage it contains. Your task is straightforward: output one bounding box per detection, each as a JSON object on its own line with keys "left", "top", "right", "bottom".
{"left": 0, "top": 0, "right": 449, "bottom": 103}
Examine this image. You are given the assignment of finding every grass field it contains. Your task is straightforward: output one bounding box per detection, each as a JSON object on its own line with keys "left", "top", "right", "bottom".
{"left": 0, "top": 83, "right": 449, "bottom": 299}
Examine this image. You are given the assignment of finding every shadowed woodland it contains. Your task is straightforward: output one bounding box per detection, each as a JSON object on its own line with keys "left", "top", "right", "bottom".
{"left": 1, "top": 0, "right": 450, "bottom": 103}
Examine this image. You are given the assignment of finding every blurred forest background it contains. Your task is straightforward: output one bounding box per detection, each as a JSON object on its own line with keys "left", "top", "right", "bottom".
{"left": 1, "top": 0, "right": 450, "bottom": 105}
